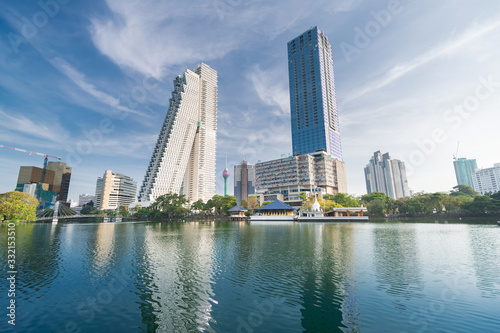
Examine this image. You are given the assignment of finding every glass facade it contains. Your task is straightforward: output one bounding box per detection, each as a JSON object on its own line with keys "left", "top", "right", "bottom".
{"left": 453, "top": 158, "right": 477, "bottom": 188}
{"left": 287, "top": 26, "right": 342, "bottom": 158}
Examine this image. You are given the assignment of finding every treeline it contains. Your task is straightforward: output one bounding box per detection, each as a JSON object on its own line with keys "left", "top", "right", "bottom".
{"left": 133, "top": 193, "right": 237, "bottom": 219}
{"left": 362, "top": 185, "right": 500, "bottom": 218}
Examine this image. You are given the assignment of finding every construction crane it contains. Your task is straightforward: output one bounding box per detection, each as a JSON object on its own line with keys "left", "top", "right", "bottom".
{"left": 453, "top": 142, "right": 460, "bottom": 161}
{"left": 0, "top": 145, "right": 62, "bottom": 206}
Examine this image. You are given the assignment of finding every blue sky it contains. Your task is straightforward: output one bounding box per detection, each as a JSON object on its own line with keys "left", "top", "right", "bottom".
{"left": 1, "top": 0, "right": 499, "bottom": 202}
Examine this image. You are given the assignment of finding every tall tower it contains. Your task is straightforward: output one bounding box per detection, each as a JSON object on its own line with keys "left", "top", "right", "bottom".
{"left": 287, "top": 26, "right": 342, "bottom": 158}
{"left": 453, "top": 157, "right": 477, "bottom": 188}
{"left": 364, "top": 151, "right": 410, "bottom": 199}
{"left": 222, "top": 156, "right": 230, "bottom": 196}
{"left": 138, "top": 63, "right": 218, "bottom": 203}
{"left": 234, "top": 157, "right": 255, "bottom": 205}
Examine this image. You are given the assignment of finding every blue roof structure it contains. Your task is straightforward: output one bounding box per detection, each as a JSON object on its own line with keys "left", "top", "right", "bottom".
{"left": 228, "top": 205, "right": 248, "bottom": 212}
{"left": 257, "top": 200, "right": 295, "bottom": 211}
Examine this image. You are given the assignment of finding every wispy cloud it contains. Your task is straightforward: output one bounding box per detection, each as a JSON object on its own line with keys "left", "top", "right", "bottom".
{"left": 342, "top": 18, "right": 500, "bottom": 105}
{"left": 247, "top": 65, "right": 290, "bottom": 116}
{"left": 89, "top": 0, "right": 358, "bottom": 78}
{"left": 50, "top": 58, "right": 147, "bottom": 117}
{"left": 0, "top": 108, "right": 69, "bottom": 143}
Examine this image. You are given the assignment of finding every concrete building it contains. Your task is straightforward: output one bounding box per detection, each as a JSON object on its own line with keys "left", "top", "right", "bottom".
{"left": 288, "top": 26, "right": 342, "bottom": 159}
{"left": 139, "top": 63, "right": 218, "bottom": 204}
{"left": 234, "top": 157, "right": 255, "bottom": 205}
{"left": 364, "top": 151, "right": 410, "bottom": 199}
{"left": 472, "top": 163, "right": 500, "bottom": 195}
{"left": 78, "top": 194, "right": 96, "bottom": 207}
{"left": 453, "top": 158, "right": 477, "bottom": 188}
{"left": 255, "top": 151, "right": 347, "bottom": 207}
{"left": 95, "top": 170, "right": 137, "bottom": 210}
{"left": 46, "top": 162, "right": 72, "bottom": 202}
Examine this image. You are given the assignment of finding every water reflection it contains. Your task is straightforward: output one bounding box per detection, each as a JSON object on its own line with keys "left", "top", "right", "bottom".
{"left": 372, "top": 225, "right": 424, "bottom": 301}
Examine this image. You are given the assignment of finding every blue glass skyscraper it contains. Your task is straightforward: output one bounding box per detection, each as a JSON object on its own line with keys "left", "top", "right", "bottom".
{"left": 287, "top": 26, "right": 342, "bottom": 159}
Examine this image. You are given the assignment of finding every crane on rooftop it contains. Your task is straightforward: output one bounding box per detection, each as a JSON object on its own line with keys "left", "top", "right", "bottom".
{"left": 0, "top": 144, "right": 62, "bottom": 205}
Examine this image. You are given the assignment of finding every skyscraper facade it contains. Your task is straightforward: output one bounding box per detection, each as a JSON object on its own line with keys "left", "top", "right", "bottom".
{"left": 453, "top": 158, "right": 477, "bottom": 188}
{"left": 138, "top": 64, "right": 218, "bottom": 203}
{"left": 364, "top": 151, "right": 410, "bottom": 199}
{"left": 95, "top": 170, "right": 137, "bottom": 210}
{"left": 287, "top": 26, "right": 341, "bottom": 158}
{"left": 234, "top": 158, "right": 255, "bottom": 205}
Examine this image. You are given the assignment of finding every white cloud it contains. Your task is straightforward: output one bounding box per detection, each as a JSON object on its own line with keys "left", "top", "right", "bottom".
{"left": 246, "top": 65, "right": 290, "bottom": 116}
{"left": 0, "top": 109, "right": 69, "bottom": 143}
{"left": 50, "top": 58, "right": 147, "bottom": 117}
{"left": 342, "top": 18, "right": 500, "bottom": 105}
{"left": 89, "top": 0, "right": 359, "bottom": 78}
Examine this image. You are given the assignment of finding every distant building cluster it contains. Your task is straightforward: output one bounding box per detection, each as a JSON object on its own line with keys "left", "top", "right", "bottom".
{"left": 15, "top": 161, "right": 72, "bottom": 204}
{"left": 364, "top": 151, "right": 410, "bottom": 200}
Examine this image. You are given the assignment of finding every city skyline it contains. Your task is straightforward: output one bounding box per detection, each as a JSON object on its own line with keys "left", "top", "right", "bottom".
{"left": 0, "top": 1, "right": 499, "bottom": 202}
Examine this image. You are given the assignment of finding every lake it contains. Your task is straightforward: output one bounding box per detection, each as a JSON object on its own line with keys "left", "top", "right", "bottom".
{"left": 1, "top": 220, "right": 500, "bottom": 332}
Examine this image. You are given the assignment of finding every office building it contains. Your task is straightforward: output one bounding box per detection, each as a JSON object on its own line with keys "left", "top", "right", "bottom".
{"left": 95, "top": 170, "right": 137, "bottom": 210}
{"left": 453, "top": 158, "right": 477, "bottom": 188}
{"left": 287, "top": 26, "right": 342, "bottom": 158}
{"left": 255, "top": 151, "right": 347, "bottom": 207}
{"left": 472, "top": 163, "right": 500, "bottom": 195}
{"left": 139, "top": 63, "right": 218, "bottom": 203}
{"left": 234, "top": 157, "right": 255, "bottom": 205}
{"left": 364, "top": 151, "right": 410, "bottom": 199}
{"left": 15, "top": 166, "right": 57, "bottom": 203}
{"left": 46, "top": 162, "right": 72, "bottom": 202}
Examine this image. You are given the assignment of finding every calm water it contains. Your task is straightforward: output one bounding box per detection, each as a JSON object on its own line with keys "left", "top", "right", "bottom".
{"left": 1, "top": 220, "right": 500, "bottom": 333}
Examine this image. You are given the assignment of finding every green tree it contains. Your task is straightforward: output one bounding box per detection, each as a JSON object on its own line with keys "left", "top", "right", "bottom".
{"left": 240, "top": 200, "right": 248, "bottom": 209}
{"left": 367, "top": 199, "right": 386, "bottom": 218}
{"left": 450, "top": 184, "right": 478, "bottom": 197}
{"left": 153, "top": 193, "right": 188, "bottom": 218}
{"left": 0, "top": 191, "right": 38, "bottom": 221}
{"left": 361, "top": 192, "right": 389, "bottom": 204}
{"left": 191, "top": 199, "right": 205, "bottom": 213}
{"left": 331, "top": 193, "right": 360, "bottom": 207}
{"left": 81, "top": 205, "right": 94, "bottom": 215}
{"left": 261, "top": 201, "right": 273, "bottom": 207}
{"left": 247, "top": 196, "right": 260, "bottom": 210}
{"left": 221, "top": 196, "right": 237, "bottom": 215}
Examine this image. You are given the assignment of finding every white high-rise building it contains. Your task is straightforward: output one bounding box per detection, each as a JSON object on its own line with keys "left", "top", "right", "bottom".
{"left": 364, "top": 151, "right": 410, "bottom": 199}
{"left": 95, "top": 170, "right": 137, "bottom": 210}
{"left": 472, "top": 163, "right": 500, "bottom": 195}
{"left": 139, "top": 63, "right": 218, "bottom": 203}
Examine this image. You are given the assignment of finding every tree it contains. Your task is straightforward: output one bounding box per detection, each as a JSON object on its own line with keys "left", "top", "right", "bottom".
{"left": 367, "top": 199, "right": 386, "bottom": 218}
{"left": 191, "top": 199, "right": 205, "bottom": 213}
{"left": 450, "top": 184, "right": 478, "bottom": 197}
{"left": 240, "top": 200, "right": 248, "bottom": 209}
{"left": 0, "top": 191, "right": 38, "bottom": 221}
{"left": 247, "top": 196, "right": 260, "bottom": 210}
{"left": 153, "top": 193, "right": 188, "bottom": 218}
{"left": 261, "top": 201, "right": 273, "bottom": 207}
{"left": 81, "top": 205, "right": 94, "bottom": 215}
{"left": 331, "top": 193, "right": 360, "bottom": 207}
{"left": 221, "top": 196, "right": 237, "bottom": 215}
{"left": 361, "top": 192, "right": 389, "bottom": 204}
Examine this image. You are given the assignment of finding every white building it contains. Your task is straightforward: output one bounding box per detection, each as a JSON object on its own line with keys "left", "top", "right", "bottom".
{"left": 78, "top": 194, "right": 95, "bottom": 207}
{"left": 364, "top": 151, "right": 410, "bottom": 199}
{"left": 139, "top": 63, "right": 218, "bottom": 204}
{"left": 95, "top": 170, "right": 137, "bottom": 210}
{"left": 255, "top": 151, "right": 347, "bottom": 207}
{"left": 472, "top": 163, "right": 500, "bottom": 195}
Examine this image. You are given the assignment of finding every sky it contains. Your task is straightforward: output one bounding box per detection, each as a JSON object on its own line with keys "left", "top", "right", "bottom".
{"left": 0, "top": 0, "right": 499, "bottom": 202}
